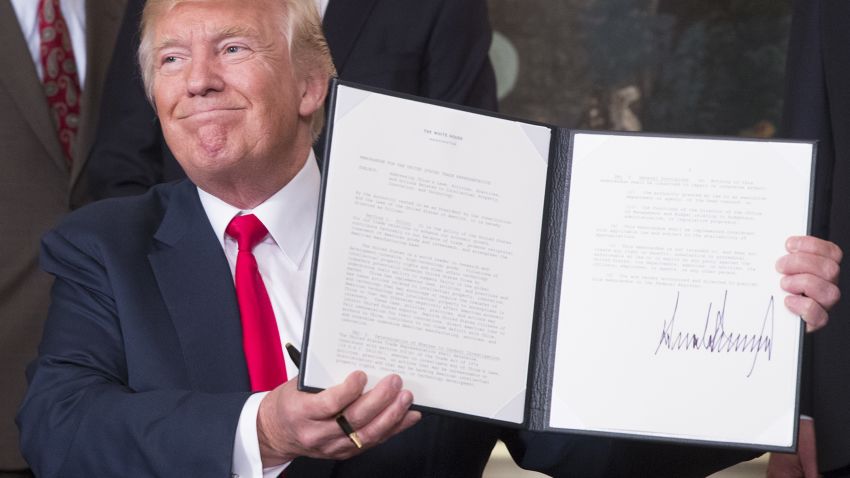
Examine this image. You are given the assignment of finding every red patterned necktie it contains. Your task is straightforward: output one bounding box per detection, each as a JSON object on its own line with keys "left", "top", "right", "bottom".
{"left": 226, "top": 214, "right": 288, "bottom": 392}
{"left": 38, "top": 0, "right": 81, "bottom": 166}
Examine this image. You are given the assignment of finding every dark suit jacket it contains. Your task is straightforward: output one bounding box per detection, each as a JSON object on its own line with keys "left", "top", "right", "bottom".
{"left": 86, "top": 0, "right": 498, "bottom": 199}
{"left": 18, "top": 180, "right": 758, "bottom": 477}
{"left": 783, "top": 0, "right": 850, "bottom": 472}
{"left": 0, "top": 0, "right": 124, "bottom": 470}
{"left": 16, "top": 180, "right": 595, "bottom": 477}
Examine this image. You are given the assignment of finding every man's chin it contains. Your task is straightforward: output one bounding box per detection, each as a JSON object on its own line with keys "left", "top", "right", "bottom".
{"left": 171, "top": 145, "right": 241, "bottom": 179}
{"left": 192, "top": 124, "right": 233, "bottom": 157}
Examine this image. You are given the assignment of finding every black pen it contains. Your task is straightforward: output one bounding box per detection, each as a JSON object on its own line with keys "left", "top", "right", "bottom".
{"left": 336, "top": 414, "right": 363, "bottom": 448}
{"left": 284, "top": 342, "right": 301, "bottom": 366}
{"left": 284, "top": 343, "right": 362, "bottom": 449}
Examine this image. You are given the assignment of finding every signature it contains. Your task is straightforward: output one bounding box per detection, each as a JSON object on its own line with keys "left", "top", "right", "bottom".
{"left": 654, "top": 290, "right": 774, "bottom": 377}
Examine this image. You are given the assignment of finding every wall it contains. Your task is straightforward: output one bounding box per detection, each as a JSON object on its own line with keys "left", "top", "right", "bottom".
{"left": 488, "top": 0, "right": 791, "bottom": 137}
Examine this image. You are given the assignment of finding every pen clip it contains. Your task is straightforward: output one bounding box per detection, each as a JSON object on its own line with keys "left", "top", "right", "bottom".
{"left": 336, "top": 414, "right": 363, "bottom": 449}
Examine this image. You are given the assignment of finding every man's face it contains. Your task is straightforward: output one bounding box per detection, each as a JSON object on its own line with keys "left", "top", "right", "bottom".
{"left": 151, "top": 0, "right": 321, "bottom": 188}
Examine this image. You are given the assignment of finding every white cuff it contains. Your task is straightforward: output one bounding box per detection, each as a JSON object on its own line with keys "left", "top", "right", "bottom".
{"left": 232, "top": 392, "right": 290, "bottom": 478}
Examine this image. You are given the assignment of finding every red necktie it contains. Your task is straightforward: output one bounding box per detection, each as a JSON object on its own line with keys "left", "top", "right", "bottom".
{"left": 38, "top": 0, "right": 82, "bottom": 165}
{"left": 226, "top": 214, "right": 288, "bottom": 392}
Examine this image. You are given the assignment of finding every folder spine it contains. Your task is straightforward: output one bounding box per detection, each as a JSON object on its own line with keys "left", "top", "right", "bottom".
{"left": 526, "top": 128, "right": 573, "bottom": 431}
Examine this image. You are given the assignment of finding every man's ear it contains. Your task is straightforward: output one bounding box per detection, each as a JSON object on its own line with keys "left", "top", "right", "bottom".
{"left": 298, "top": 71, "right": 329, "bottom": 118}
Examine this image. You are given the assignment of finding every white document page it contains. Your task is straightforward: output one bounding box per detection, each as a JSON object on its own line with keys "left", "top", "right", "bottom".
{"left": 550, "top": 133, "right": 812, "bottom": 447}
{"left": 305, "top": 86, "right": 551, "bottom": 423}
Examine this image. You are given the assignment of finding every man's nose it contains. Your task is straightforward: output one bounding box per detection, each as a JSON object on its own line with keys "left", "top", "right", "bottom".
{"left": 186, "top": 54, "right": 224, "bottom": 96}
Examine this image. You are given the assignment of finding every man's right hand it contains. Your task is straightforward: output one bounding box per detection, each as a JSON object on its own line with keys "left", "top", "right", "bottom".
{"left": 256, "top": 371, "right": 421, "bottom": 466}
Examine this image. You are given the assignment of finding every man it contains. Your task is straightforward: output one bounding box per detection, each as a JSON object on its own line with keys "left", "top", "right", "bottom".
{"left": 767, "top": 1, "right": 850, "bottom": 477}
{"left": 0, "top": 0, "right": 124, "bottom": 474}
{"left": 18, "top": 0, "right": 843, "bottom": 477}
{"left": 17, "top": 1, "right": 492, "bottom": 476}
{"left": 85, "top": 0, "right": 497, "bottom": 199}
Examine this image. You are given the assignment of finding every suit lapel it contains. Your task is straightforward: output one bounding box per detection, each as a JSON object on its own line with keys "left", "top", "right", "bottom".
{"left": 322, "top": 0, "right": 380, "bottom": 73}
{"left": 150, "top": 183, "right": 338, "bottom": 476}
{"left": 148, "top": 182, "right": 251, "bottom": 392}
{"left": 0, "top": 1, "right": 67, "bottom": 173}
{"left": 71, "top": 0, "right": 126, "bottom": 189}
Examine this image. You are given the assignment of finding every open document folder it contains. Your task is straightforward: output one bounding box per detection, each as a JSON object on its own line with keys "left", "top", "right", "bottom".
{"left": 299, "top": 80, "right": 816, "bottom": 452}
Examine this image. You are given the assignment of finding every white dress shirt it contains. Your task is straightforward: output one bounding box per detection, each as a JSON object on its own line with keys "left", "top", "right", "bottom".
{"left": 198, "top": 153, "right": 320, "bottom": 478}
{"left": 195, "top": 0, "right": 325, "bottom": 467}
{"left": 10, "top": 0, "right": 88, "bottom": 88}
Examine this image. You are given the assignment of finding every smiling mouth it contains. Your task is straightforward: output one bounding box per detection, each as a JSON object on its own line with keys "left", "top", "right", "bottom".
{"left": 178, "top": 107, "right": 244, "bottom": 120}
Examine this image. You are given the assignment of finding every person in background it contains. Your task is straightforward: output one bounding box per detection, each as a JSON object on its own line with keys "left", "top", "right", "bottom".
{"left": 0, "top": 1, "right": 124, "bottom": 475}
{"left": 767, "top": 1, "right": 850, "bottom": 477}
{"left": 86, "top": 0, "right": 498, "bottom": 199}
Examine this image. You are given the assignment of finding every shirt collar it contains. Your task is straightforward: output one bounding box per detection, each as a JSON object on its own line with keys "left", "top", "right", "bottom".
{"left": 198, "top": 151, "right": 320, "bottom": 268}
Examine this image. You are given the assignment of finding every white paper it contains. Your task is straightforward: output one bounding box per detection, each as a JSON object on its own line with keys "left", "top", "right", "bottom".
{"left": 305, "top": 86, "right": 551, "bottom": 423}
{"left": 549, "top": 133, "right": 812, "bottom": 448}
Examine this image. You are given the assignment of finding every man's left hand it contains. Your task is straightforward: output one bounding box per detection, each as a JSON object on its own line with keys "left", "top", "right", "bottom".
{"left": 776, "top": 235, "right": 842, "bottom": 331}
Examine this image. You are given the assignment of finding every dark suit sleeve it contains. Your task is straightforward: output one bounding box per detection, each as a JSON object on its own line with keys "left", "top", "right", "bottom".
{"left": 86, "top": 0, "right": 183, "bottom": 200}
{"left": 17, "top": 228, "right": 248, "bottom": 477}
{"left": 421, "top": 0, "right": 498, "bottom": 111}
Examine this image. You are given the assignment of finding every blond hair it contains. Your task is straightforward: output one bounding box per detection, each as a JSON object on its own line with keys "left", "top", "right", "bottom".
{"left": 138, "top": 0, "right": 336, "bottom": 139}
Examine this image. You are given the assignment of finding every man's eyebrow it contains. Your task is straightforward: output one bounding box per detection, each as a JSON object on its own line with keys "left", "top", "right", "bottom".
{"left": 218, "top": 25, "right": 260, "bottom": 39}
{"left": 154, "top": 26, "right": 260, "bottom": 52}
{"left": 156, "top": 36, "right": 186, "bottom": 51}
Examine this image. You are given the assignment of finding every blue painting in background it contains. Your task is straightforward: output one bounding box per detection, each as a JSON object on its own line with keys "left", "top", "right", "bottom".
{"left": 488, "top": 0, "right": 790, "bottom": 138}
